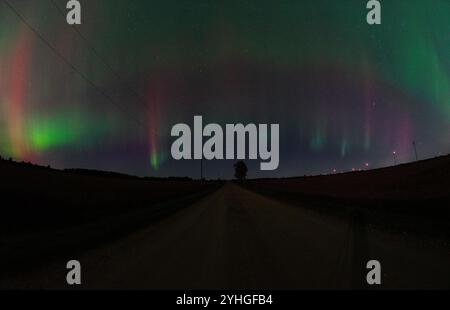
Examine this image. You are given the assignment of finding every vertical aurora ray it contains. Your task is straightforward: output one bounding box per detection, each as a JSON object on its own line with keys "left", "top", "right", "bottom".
{"left": 0, "top": 47, "right": 5, "bottom": 155}
{"left": 148, "top": 108, "right": 159, "bottom": 171}
{"left": 310, "top": 125, "right": 326, "bottom": 152}
{"left": 340, "top": 139, "right": 348, "bottom": 158}
{"left": 147, "top": 78, "right": 167, "bottom": 171}
{"left": 361, "top": 59, "right": 375, "bottom": 152}
{"left": 3, "top": 27, "right": 32, "bottom": 159}
{"left": 148, "top": 112, "right": 159, "bottom": 171}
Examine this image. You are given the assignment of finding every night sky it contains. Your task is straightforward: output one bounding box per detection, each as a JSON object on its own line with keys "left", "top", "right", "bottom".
{"left": 1, "top": 0, "right": 449, "bottom": 179}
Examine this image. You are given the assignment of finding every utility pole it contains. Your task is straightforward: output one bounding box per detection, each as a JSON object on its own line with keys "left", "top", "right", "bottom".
{"left": 412, "top": 141, "right": 419, "bottom": 161}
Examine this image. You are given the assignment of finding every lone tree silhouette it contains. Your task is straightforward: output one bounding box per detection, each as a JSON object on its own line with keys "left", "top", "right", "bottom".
{"left": 234, "top": 161, "right": 248, "bottom": 180}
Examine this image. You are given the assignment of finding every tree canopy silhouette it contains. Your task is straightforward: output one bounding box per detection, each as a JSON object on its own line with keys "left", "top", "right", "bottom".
{"left": 234, "top": 161, "right": 248, "bottom": 180}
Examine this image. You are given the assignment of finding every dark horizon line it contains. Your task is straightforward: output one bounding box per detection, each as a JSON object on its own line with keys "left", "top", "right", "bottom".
{"left": 1, "top": 153, "right": 449, "bottom": 182}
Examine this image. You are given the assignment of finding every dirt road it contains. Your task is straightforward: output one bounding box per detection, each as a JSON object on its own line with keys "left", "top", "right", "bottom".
{"left": 3, "top": 183, "right": 450, "bottom": 289}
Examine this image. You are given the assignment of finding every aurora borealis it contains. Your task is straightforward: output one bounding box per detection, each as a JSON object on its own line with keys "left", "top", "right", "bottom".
{"left": 0, "top": 0, "right": 449, "bottom": 178}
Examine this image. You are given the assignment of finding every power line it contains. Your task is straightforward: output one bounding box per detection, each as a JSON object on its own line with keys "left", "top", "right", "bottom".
{"left": 2, "top": 0, "right": 145, "bottom": 127}
{"left": 49, "top": 0, "right": 149, "bottom": 110}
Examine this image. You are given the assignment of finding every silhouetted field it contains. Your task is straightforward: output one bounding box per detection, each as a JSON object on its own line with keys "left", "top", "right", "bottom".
{"left": 0, "top": 158, "right": 221, "bottom": 275}
{"left": 0, "top": 159, "right": 219, "bottom": 236}
{"left": 244, "top": 155, "right": 450, "bottom": 239}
